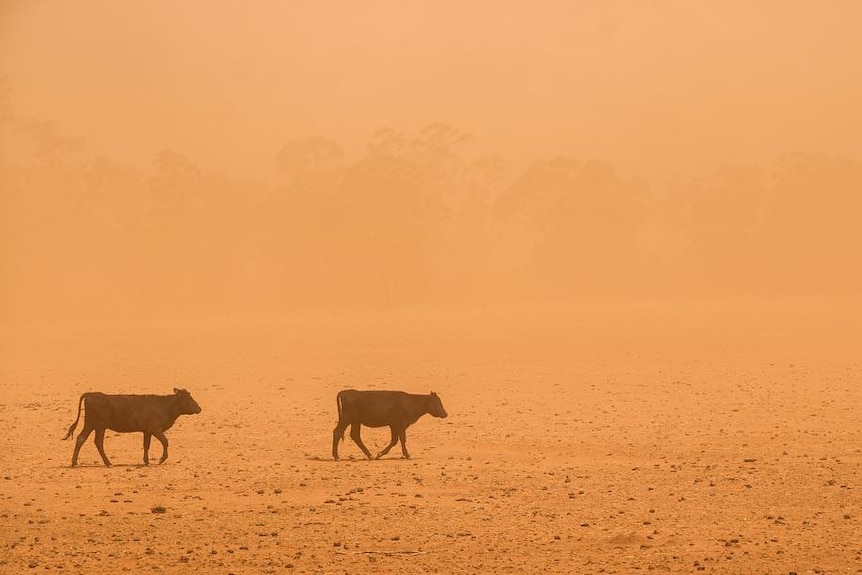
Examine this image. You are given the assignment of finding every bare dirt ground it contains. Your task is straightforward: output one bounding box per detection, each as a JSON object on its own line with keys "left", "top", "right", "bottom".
{"left": 1, "top": 302, "right": 860, "bottom": 574}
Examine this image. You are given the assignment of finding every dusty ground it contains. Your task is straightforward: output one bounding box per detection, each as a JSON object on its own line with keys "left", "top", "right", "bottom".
{"left": 1, "top": 302, "right": 860, "bottom": 574}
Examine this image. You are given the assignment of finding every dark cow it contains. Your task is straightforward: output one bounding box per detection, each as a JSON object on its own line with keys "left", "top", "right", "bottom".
{"left": 332, "top": 389, "right": 448, "bottom": 460}
{"left": 62, "top": 388, "right": 202, "bottom": 467}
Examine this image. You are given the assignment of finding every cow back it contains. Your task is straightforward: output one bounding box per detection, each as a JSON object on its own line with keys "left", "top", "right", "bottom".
{"left": 84, "top": 393, "right": 186, "bottom": 433}
{"left": 337, "top": 390, "right": 436, "bottom": 428}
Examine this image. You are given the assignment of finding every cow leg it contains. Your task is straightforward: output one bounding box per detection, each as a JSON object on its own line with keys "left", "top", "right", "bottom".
{"left": 71, "top": 424, "right": 94, "bottom": 467}
{"left": 153, "top": 431, "right": 169, "bottom": 464}
{"left": 94, "top": 427, "right": 112, "bottom": 467}
{"left": 349, "top": 423, "right": 373, "bottom": 460}
{"left": 332, "top": 421, "right": 349, "bottom": 460}
{"left": 398, "top": 429, "right": 410, "bottom": 459}
{"left": 143, "top": 432, "right": 152, "bottom": 465}
{"left": 376, "top": 426, "right": 399, "bottom": 459}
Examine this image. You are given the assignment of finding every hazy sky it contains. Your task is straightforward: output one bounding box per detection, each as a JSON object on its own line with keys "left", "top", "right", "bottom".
{"left": 2, "top": 1, "right": 861, "bottom": 179}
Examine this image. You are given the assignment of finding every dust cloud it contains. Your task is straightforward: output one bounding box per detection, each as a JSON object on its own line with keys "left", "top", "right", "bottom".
{"left": 2, "top": 4, "right": 862, "bottom": 574}
{"left": 2, "top": 1, "right": 861, "bottom": 323}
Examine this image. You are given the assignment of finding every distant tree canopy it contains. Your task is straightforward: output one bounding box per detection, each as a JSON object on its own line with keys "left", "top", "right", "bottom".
{"left": 497, "top": 158, "right": 646, "bottom": 295}
{"left": 2, "top": 97, "right": 861, "bottom": 322}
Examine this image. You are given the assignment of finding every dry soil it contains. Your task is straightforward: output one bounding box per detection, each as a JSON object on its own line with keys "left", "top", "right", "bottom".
{"left": 1, "top": 303, "right": 860, "bottom": 574}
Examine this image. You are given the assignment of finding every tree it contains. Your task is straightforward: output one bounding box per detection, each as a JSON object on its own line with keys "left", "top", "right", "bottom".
{"left": 764, "top": 154, "right": 862, "bottom": 293}
{"left": 496, "top": 157, "right": 645, "bottom": 297}
{"left": 684, "top": 164, "right": 767, "bottom": 293}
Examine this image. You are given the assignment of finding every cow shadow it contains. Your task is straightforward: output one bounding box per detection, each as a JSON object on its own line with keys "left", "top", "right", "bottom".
{"left": 62, "top": 463, "right": 151, "bottom": 469}
{"left": 305, "top": 455, "right": 419, "bottom": 463}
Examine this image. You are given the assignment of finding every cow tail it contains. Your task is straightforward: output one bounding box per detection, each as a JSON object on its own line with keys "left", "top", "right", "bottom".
{"left": 62, "top": 393, "right": 88, "bottom": 440}
{"left": 336, "top": 390, "right": 345, "bottom": 442}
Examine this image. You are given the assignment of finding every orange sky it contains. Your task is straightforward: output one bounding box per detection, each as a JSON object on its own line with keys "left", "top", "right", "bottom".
{"left": 2, "top": 1, "right": 861, "bottom": 180}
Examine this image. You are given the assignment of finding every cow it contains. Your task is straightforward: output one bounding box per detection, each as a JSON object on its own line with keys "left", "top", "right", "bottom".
{"left": 332, "top": 389, "right": 448, "bottom": 460}
{"left": 62, "top": 388, "right": 202, "bottom": 467}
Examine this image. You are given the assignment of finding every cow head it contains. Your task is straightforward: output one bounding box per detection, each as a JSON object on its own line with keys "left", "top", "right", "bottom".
{"left": 174, "top": 388, "right": 202, "bottom": 415}
{"left": 427, "top": 392, "right": 448, "bottom": 418}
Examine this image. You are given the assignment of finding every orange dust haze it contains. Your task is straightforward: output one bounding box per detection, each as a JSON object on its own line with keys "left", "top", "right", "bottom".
{"left": 2, "top": 1, "right": 861, "bottom": 323}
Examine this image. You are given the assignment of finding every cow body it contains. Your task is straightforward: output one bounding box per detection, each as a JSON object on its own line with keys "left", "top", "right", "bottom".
{"left": 63, "top": 389, "right": 201, "bottom": 467}
{"left": 332, "top": 389, "right": 447, "bottom": 460}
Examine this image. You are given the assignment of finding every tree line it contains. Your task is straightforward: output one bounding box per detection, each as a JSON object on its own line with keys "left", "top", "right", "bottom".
{"left": 2, "top": 95, "right": 861, "bottom": 321}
